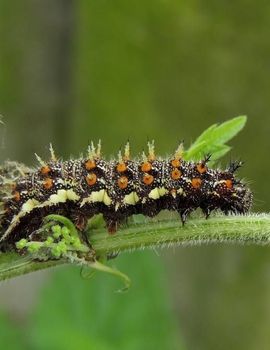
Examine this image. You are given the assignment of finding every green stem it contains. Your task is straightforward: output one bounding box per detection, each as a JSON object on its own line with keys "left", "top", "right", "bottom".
{"left": 1, "top": 213, "right": 270, "bottom": 281}
{"left": 0, "top": 253, "right": 65, "bottom": 280}
{"left": 91, "top": 214, "right": 270, "bottom": 255}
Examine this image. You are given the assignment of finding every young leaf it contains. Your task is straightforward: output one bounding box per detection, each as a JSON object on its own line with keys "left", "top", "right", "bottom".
{"left": 185, "top": 115, "right": 246, "bottom": 161}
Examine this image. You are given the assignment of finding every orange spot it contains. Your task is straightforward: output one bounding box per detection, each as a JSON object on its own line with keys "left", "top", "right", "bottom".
{"left": 141, "top": 162, "right": 152, "bottom": 172}
{"left": 43, "top": 178, "right": 53, "bottom": 190}
{"left": 143, "top": 174, "right": 154, "bottom": 185}
{"left": 225, "top": 179, "right": 233, "bottom": 189}
{"left": 171, "top": 159, "right": 181, "bottom": 168}
{"left": 118, "top": 176, "right": 128, "bottom": 189}
{"left": 40, "top": 165, "right": 51, "bottom": 175}
{"left": 85, "top": 159, "right": 96, "bottom": 170}
{"left": 116, "top": 162, "right": 127, "bottom": 173}
{"left": 191, "top": 178, "right": 202, "bottom": 189}
{"left": 86, "top": 173, "right": 97, "bottom": 186}
{"left": 197, "top": 163, "right": 207, "bottom": 174}
{"left": 171, "top": 168, "right": 182, "bottom": 180}
{"left": 13, "top": 191, "right": 21, "bottom": 202}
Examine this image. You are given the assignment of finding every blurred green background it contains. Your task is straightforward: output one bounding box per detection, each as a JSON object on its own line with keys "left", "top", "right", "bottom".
{"left": 1, "top": 1, "right": 270, "bottom": 349}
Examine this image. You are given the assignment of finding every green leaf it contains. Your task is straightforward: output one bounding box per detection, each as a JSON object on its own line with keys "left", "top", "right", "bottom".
{"left": 208, "top": 115, "right": 247, "bottom": 144}
{"left": 209, "top": 145, "right": 231, "bottom": 162}
{"left": 185, "top": 115, "right": 246, "bottom": 161}
{"left": 183, "top": 140, "right": 206, "bottom": 160}
{"left": 189, "top": 144, "right": 232, "bottom": 165}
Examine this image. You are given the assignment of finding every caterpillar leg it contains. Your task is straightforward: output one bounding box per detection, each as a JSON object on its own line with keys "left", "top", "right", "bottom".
{"left": 202, "top": 207, "right": 211, "bottom": 219}
{"left": 179, "top": 208, "right": 192, "bottom": 225}
{"left": 103, "top": 215, "right": 118, "bottom": 234}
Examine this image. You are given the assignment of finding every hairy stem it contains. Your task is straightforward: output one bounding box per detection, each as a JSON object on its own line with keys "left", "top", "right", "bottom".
{"left": 0, "top": 213, "right": 270, "bottom": 281}
{"left": 90, "top": 213, "right": 270, "bottom": 254}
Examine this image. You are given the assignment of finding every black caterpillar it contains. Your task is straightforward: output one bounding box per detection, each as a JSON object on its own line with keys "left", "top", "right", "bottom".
{"left": 0, "top": 142, "right": 252, "bottom": 249}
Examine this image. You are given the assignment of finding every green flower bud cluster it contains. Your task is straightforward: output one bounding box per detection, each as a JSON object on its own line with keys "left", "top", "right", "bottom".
{"left": 16, "top": 223, "right": 86, "bottom": 259}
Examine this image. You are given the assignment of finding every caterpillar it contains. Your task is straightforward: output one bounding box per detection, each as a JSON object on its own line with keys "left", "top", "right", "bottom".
{"left": 0, "top": 141, "right": 252, "bottom": 250}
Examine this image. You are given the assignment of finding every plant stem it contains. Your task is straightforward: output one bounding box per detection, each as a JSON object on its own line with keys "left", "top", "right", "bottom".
{"left": 90, "top": 213, "right": 270, "bottom": 254}
{"left": 0, "top": 253, "right": 65, "bottom": 280}
{"left": 1, "top": 213, "right": 270, "bottom": 281}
